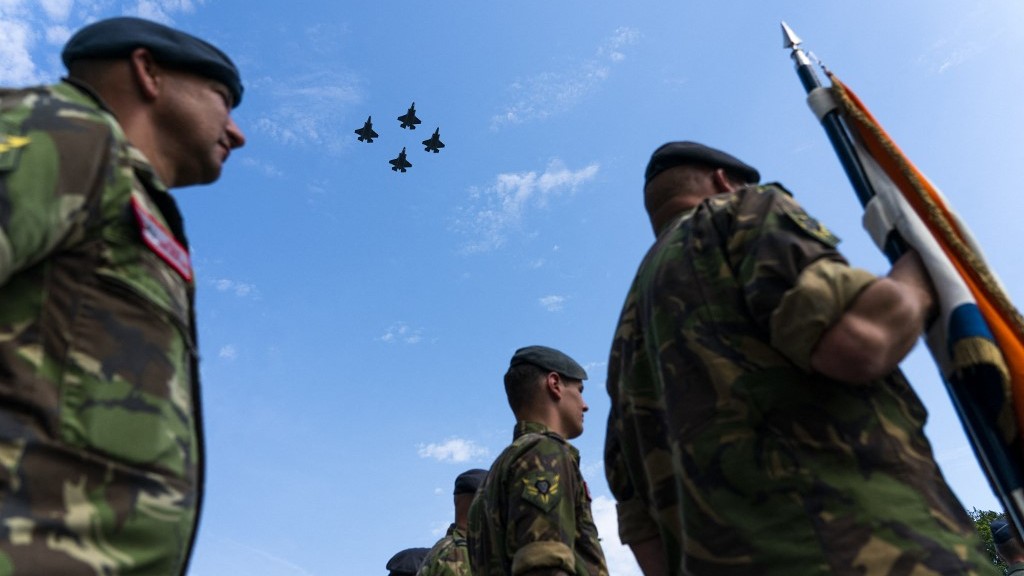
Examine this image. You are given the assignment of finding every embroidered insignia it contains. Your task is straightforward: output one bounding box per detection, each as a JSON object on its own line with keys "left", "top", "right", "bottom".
{"left": 0, "top": 135, "right": 30, "bottom": 153}
{"left": 132, "top": 196, "right": 193, "bottom": 281}
{"left": 783, "top": 203, "right": 840, "bottom": 247}
{"left": 0, "top": 134, "right": 30, "bottom": 171}
{"left": 521, "top": 472, "right": 560, "bottom": 513}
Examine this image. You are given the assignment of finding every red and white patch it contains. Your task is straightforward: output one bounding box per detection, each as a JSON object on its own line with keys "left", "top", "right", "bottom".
{"left": 132, "top": 196, "right": 193, "bottom": 282}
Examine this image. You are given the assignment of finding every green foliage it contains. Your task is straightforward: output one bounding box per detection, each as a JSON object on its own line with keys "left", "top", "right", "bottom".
{"left": 970, "top": 507, "right": 1008, "bottom": 575}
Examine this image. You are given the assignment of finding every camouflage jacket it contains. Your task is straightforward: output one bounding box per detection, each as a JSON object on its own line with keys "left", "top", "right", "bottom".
{"left": 418, "top": 524, "right": 471, "bottom": 576}
{"left": 0, "top": 80, "right": 203, "bottom": 574}
{"left": 467, "top": 421, "right": 607, "bottom": 576}
{"left": 604, "top": 184, "right": 997, "bottom": 575}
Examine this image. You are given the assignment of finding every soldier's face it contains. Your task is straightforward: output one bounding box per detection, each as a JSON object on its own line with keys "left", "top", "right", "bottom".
{"left": 157, "top": 70, "right": 246, "bottom": 187}
{"left": 559, "top": 379, "right": 588, "bottom": 439}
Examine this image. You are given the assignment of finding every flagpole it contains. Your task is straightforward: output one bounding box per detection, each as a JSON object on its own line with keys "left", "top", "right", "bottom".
{"left": 781, "top": 22, "right": 904, "bottom": 261}
{"left": 781, "top": 21, "right": 1024, "bottom": 536}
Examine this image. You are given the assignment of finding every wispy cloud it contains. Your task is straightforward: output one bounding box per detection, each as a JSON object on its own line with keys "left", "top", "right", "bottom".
{"left": 241, "top": 157, "right": 284, "bottom": 178}
{"left": 918, "top": 38, "right": 986, "bottom": 75}
{"left": 250, "top": 70, "right": 363, "bottom": 152}
{"left": 454, "top": 159, "right": 599, "bottom": 253}
{"left": 0, "top": 0, "right": 206, "bottom": 85}
{"left": 128, "top": 0, "right": 205, "bottom": 23}
{"left": 491, "top": 27, "right": 640, "bottom": 129}
{"left": 212, "top": 278, "right": 260, "bottom": 299}
{"left": 417, "top": 437, "right": 489, "bottom": 463}
{"left": 197, "top": 536, "right": 315, "bottom": 576}
{"left": 378, "top": 322, "right": 424, "bottom": 345}
{"left": 218, "top": 345, "right": 238, "bottom": 361}
{"left": 539, "top": 295, "right": 566, "bottom": 312}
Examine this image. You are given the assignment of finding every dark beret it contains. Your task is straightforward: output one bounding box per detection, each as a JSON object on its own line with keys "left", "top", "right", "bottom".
{"left": 510, "top": 345, "right": 587, "bottom": 380}
{"left": 454, "top": 469, "right": 487, "bottom": 495}
{"left": 645, "top": 141, "right": 759, "bottom": 186}
{"left": 386, "top": 547, "right": 430, "bottom": 576}
{"left": 992, "top": 518, "right": 1016, "bottom": 546}
{"left": 62, "top": 17, "right": 243, "bottom": 107}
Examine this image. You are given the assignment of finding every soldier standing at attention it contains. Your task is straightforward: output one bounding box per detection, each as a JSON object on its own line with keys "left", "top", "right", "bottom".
{"left": 468, "top": 345, "right": 607, "bottom": 576}
{"left": 0, "top": 17, "right": 245, "bottom": 574}
{"left": 603, "top": 141, "right": 997, "bottom": 575}
{"left": 418, "top": 468, "right": 488, "bottom": 576}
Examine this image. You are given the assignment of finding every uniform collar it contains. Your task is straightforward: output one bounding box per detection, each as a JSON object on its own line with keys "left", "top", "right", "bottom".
{"left": 514, "top": 420, "right": 558, "bottom": 439}
{"left": 513, "top": 420, "right": 579, "bottom": 460}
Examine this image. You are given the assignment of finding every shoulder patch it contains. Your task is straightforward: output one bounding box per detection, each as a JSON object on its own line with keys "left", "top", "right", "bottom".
{"left": 132, "top": 195, "right": 194, "bottom": 281}
{"left": 519, "top": 471, "right": 561, "bottom": 513}
{"left": 0, "top": 134, "right": 30, "bottom": 171}
{"left": 781, "top": 202, "right": 840, "bottom": 247}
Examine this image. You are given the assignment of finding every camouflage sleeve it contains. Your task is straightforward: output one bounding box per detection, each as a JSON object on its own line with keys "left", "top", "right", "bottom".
{"left": 605, "top": 287, "right": 652, "bottom": 545}
{"left": 506, "top": 439, "right": 579, "bottom": 576}
{"left": 730, "top": 186, "right": 855, "bottom": 336}
{"left": 0, "top": 90, "right": 108, "bottom": 285}
{"left": 605, "top": 311, "right": 665, "bottom": 546}
{"left": 770, "top": 259, "right": 877, "bottom": 370}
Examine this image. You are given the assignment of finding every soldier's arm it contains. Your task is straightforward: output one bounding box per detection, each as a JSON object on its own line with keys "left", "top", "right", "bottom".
{"left": 810, "top": 250, "right": 936, "bottom": 382}
{"left": 629, "top": 537, "right": 669, "bottom": 576}
{"left": 507, "top": 444, "right": 578, "bottom": 575}
{"left": 0, "top": 97, "right": 106, "bottom": 285}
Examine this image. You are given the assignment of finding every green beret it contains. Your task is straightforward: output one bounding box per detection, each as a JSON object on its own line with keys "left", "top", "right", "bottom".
{"left": 454, "top": 469, "right": 487, "bottom": 495}
{"left": 645, "top": 141, "right": 759, "bottom": 186}
{"left": 386, "top": 547, "right": 429, "bottom": 576}
{"left": 510, "top": 345, "right": 588, "bottom": 380}
{"left": 62, "top": 17, "right": 243, "bottom": 107}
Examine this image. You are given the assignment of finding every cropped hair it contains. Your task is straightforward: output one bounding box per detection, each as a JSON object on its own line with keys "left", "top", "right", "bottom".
{"left": 504, "top": 362, "right": 547, "bottom": 414}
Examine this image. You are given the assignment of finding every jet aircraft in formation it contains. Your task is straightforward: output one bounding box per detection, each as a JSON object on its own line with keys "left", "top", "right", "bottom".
{"left": 389, "top": 148, "right": 412, "bottom": 173}
{"left": 354, "top": 116, "right": 378, "bottom": 142}
{"left": 422, "top": 128, "right": 444, "bottom": 153}
{"left": 397, "top": 102, "right": 422, "bottom": 129}
{"left": 354, "top": 102, "right": 445, "bottom": 173}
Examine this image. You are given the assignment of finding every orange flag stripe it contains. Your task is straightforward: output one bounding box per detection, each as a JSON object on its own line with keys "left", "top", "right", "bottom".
{"left": 829, "top": 73, "right": 1024, "bottom": 434}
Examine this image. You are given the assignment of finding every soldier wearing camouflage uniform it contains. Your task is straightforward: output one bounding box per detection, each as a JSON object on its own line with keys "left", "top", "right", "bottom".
{"left": 604, "top": 141, "right": 997, "bottom": 575}
{"left": 0, "top": 17, "right": 245, "bottom": 574}
{"left": 991, "top": 519, "right": 1024, "bottom": 575}
{"left": 468, "top": 346, "right": 607, "bottom": 576}
{"left": 418, "top": 468, "right": 487, "bottom": 576}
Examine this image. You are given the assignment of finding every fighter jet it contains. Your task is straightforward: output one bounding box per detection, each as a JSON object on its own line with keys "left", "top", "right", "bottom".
{"left": 389, "top": 147, "right": 412, "bottom": 172}
{"left": 421, "top": 128, "right": 445, "bottom": 153}
{"left": 354, "top": 116, "right": 379, "bottom": 142}
{"left": 397, "top": 102, "right": 421, "bottom": 129}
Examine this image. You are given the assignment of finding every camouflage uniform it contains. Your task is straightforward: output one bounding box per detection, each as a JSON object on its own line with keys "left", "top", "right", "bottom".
{"left": 468, "top": 420, "right": 607, "bottom": 576}
{"left": 0, "top": 80, "right": 203, "bottom": 574}
{"left": 605, "top": 183, "right": 997, "bottom": 575}
{"left": 418, "top": 523, "right": 471, "bottom": 576}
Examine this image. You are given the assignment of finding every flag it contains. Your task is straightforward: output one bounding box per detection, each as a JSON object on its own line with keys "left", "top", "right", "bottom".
{"left": 815, "top": 71, "right": 1024, "bottom": 526}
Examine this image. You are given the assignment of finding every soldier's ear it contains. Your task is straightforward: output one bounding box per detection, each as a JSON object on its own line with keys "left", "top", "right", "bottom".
{"left": 128, "top": 47, "right": 161, "bottom": 102}
{"left": 544, "top": 372, "right": 564, "bottom": 400}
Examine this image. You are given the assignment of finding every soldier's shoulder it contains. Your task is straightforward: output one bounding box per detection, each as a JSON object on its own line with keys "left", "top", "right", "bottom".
{"left": 511, "top": 430, "right": 569, "bottom": 454}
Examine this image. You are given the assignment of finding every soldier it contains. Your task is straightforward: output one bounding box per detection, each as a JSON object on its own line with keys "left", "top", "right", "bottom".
{"left": 0, "top": 16, "right": 245, "bottom": 574}
{"left": 991, "top": 519, "right": 1024, "bottom": 575}
{"left": 389, "top": 547, "right": 431, "bottom": 576}
{"left": 418, "top": 468, "right": 488, "bottom": 576}
{"left": 467, "top": 345, "right": 607, "bottom": 576}
{"left": 604, "top": 141, "right": 997, "bottom": 575}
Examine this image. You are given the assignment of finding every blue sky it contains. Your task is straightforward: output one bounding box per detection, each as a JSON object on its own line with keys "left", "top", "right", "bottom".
{"left": 3, "top": 1, "right": 1024, "bottom": 574}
